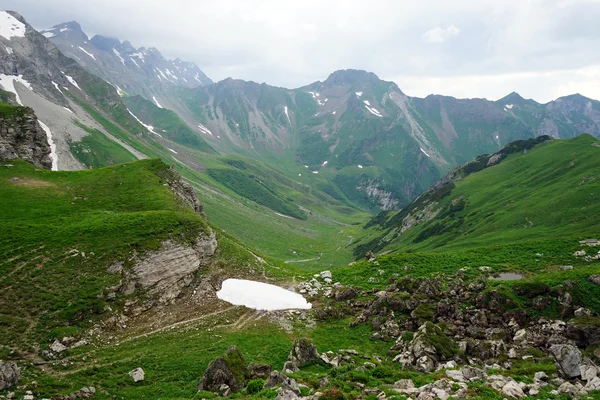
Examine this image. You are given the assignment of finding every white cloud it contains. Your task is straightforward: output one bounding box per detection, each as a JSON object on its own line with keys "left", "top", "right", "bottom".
{"left": 423, "top": 25, "right": 460, "bottom": 43}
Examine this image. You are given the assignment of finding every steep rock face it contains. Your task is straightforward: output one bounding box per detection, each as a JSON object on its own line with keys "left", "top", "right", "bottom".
{"left": 127, "top": 232, "right": 217, "bottom": 302}
{"left": 0, "top": 105, "right": 51, "bottom": 169}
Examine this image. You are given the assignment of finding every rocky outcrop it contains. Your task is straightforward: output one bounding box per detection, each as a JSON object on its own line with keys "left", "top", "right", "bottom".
{"left": 197, "top": 346, "right": 250, "bottom": 393}
{"left": 550, "top": 344, "right": 582, "bottom": 378}
{"left": 125, "top": 231, "right": 217, "bottom": 302}
{"left": 284, "top": 338, "right": 320, "bottom": 372}
{"left": 0, "top": 106, "right": 52, "bottom": 169}
{"left": 160, "top": 166, "right": 206, "bottom": 217}
{"left": 0, "top": 361, "right": 20, "bottom": 390}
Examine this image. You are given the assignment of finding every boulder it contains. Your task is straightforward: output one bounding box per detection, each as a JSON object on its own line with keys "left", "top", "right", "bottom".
{"left": 585, "top": 376, "right": 600, "bottom": 391}
{"left": 502, "top": 380, "right": 526, "bottom": 398}
{"left": 286, "top": 338, "right": 319, "bottom": 370}
{"left": 580, "top": 363, "right": 598, "bottom": 381}
{"left": 445, "top": 370, "right": 464, "bottom": 382}
{"left": 334, "top": 286, "right": 358, "bottom": 301}
{"left": 276, "top": 389, "right": 300, "bottom": 400}
{"left": 534, "top": 371, "right": 548, "bottom": 382}
{"left": 264, "top": 371, "right": 300, "bottom": 395}
{"left": 197, "top": 346, "right": 249, "bottom": 392}
{"left": 249, "top": 363, "right": 272, "bottom": 379}
{"left": 558, "top": 381, "right": 587, "bottom": 396}
{"left": 460, "top": 366, "right": 486, "bottom": 381}
{"left": 128, "top": 367, "right": 145, "bottom": 382}
{"left": 0, "top": 361, "right": 20, "bottom": 390}
{"left": 549, "top": 344, "right": 582, "bottom": 378}
{"left": 589, "top": 275, "right": 600, "bottom": 285}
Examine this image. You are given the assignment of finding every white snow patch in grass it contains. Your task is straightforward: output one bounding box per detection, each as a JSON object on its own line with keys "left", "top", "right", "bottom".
{"left": 365, "top": 105, "right": 382, "bottom": 117}
{"left": 495, "top": 135, "right": 499, "bottom": 139}
{"left": 127, "top": 109, "right": 162, "bottom": 137}
{"left": 332, "top": 111, "right": 336, "bottom": 115}
{"left": 0, "top": 12, "right": 26, "bottom": 40}
{"left": 42, "top": 32, "right": 55, "bottom": 38}
{"left": 38, "top": 121, "right": 58, "bottom": 171}
{"left": 284, "top": 106, "right": 291, "bottom": 124}
{"left": 168, "top": 148, "right": 178, "bottom": 154}
{"left": 363, "top": 100, "right": 371, "bottom": 106}
{"left": 197, "top": 124, "right": 213, "bottom": 136}
{"left": 304, "top": 165, "right": 309, "bottom": 168}
{"left": 78, "top": 46, "right": 96, "bottom": 60}
{"left": 505, "top": 104, "right": 513, "bottom": 109}
{"left": 420, "top": 148, "right": 431, "bottom": 157}
{"left": 62, "top": 107, "right": 73, "bottom": 114}
{"left": 113, "top": 49, "right": 126, "bottom": 65}
{"left": 358, "top": 165, "right": 363, "bottom": 169}
{"left": 0, "top": 74, "right": 33, "bottom": 105}
{"left": 355, "top": 92, "right": 363, "bottom": 97}
{"left": 152, "top": 96, "right": 163, "bottom": 108}
{"left": 115, "top": 85, "right": 126, "bottom": 97}
{"left": 321, "top": 160, "right": 328, "bottom": 166}
{"left": 298, "top": 173, "right": 301, "bottom": 176}
{"left": 217, "top": 279, "right": 311, "bottom": 311}
{"left": 312, "top": 171, "right": 319, "bottom": 174}
{"left": 63, "top": 74, "right": 81, "bottom": 90}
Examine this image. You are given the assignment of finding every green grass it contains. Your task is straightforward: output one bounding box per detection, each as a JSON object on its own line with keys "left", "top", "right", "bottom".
{"left": 0, "top": 159, "right": 209, "bottom": 347}
{"left": 69, "top": 122, "right": 137, "bottom": 168}
{"left": 357, "top": 135, "right": 600, "bottom": 256}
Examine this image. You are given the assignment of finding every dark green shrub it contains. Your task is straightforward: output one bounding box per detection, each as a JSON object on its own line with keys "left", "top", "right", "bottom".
{"left": 246, "top": 379, "right": 265, "bottom": 394}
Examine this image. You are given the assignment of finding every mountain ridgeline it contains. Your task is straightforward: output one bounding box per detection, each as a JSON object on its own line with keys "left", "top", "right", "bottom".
{"left": 354, "top": 134, "right": 600, "bottom": 257}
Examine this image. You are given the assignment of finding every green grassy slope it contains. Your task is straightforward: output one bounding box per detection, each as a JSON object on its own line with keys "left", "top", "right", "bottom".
{"left": 355, "top": 134, "right": 600, "bottom": 256}
{"left": 0, "top": 159, "right": 209, "bottom": 348}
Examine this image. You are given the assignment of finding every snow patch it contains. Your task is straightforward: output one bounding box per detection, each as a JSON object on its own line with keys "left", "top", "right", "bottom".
{"left": 42, "top": 32, "right": 55, "bottom": 38}
{"left": 38, "top": 121, "right": 58, "bottom": 171}
{"left": 274, "top": 212, "right": 295, "bottom": 220}
{"left": 194, "top": 73, "right": 203, "bottom": 83}
{"left": 62, "top": 107, "right": 73, "bottom": 114}
{"left": 365, "top": 105, "right": 383, "bottom": 117}
{"left": 63, "top": 74, "right": 81, "bottom": 90}
{"left": 217, "top": 279, "right": 311, "bottom": 311}
{"left": 0, "top": 74, "right": 33, "bottom": 105}
{"left": 505, "top": 104, "right": 513, "bottom": 109}
{"left": 5, "top": 46, "right": 13, "bottom": 54}
{"left": 332, "top": 111, "right": 336, "bottom": 115}
{"left": 115, "top": 85, "right": 126, "bottom": 97}
{"left": 420, "top": 148, "right": 431, "bottom": 157}
{"left": 130, "top": 57, "right": 141, "bottom": 69}
{"left": 60, "top": 27, "right": 69, "bottom": 32}
{"left": 355, "top": 92, "right": 363, "bottom": 97}
{"left": 197, "top": 124, "right": 213, "bottom": 136}
{"left": 284, "top": 106, "right": 291, "bottom": 124}
{"left": 51, "top": 81, "right": 62, "bottom": 94}
{"left": 312, "top": 171, "right": 319, "bottom": 174}
{"left": 78, "top": 46, "right": 96, "bottom": 60}
{"left": 152, "top": 96, "right": 163, "bottom": 108}
{"left": 363, "top": 100, "right": 371, "bottom": 106}
{"left": 321, "top": 160, "right": 328, "bottom": 167}
{"left": 358, "top": 165, "right": 363, "bottom": 169}
{"left": 127, "top": 109, "right": 162, "bottom": 137}
{"left": 168, "top": 148, "right": 178, "bottom": 154}
{"left": 0, "top": 12, "right": 26, "bottom": 40}
{"left": 130, "top": 52, "right": 145, "bottom": 62}
{"left": 112, "top": 49, "right": 126, "bottom": 65}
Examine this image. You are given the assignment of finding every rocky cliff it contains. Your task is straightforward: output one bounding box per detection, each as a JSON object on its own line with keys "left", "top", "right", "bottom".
{"left": 0, "top": 104, "right": 52, "bottom": 169}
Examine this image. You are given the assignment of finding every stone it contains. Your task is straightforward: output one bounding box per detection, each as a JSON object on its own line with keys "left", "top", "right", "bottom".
{"left": 549, "top": 344, "right": 582, "bottom": 378}
{"left": 248, "top": 363, "right": 272, "bottom": 379}
{"left": 534, "top": 371, "right": 548, "bottom": 381}
{"left": 445, "top": 370, "right": 464, "bottom": 382}
{"left": 0, "top": 361, "right": 20, "bottom": 390}
{"left": 585, "top": 376, "right": 600, "bottom": 391}
{"left": 460, "top": 366, "right": 485, "bottom": 381}
{"left": 394, "top": 379, "right": 415, "bottom": 390}
{"left": 276, "top": 389, "right": 300, "bottom": 400}
{"left": 580, "top": 363, "right": 598, "bottom": 381}
{"left": 264, "top": 371, "right": 300, "bottom": 395}
{"left": 319, "top": 271, "right": 332, "bottom": 280}
{"left": 129, "top": 367, "right": 145, "bottom": 382}
{"left": 286, "top": 338, "right": 319, "bottom": 369}
{"left": 575, "top": 307, "right": 592, "bottom": 317}
{"left": 197, "top": 346, "right": 248, "bottom": 392}
{"left": 589, "top": 275, "right": 600, "bottom": 285}
{"left": 501, "top": 380, "right": 526, "bottom": 398}
{"left": 0, "top": 109, "right": 53, "bottom": 169}
{"left": 49, "top": 340, "right": 67, "bottom": 353}
{"left": 558, "top": 381, "right": 587, "bottom": 396}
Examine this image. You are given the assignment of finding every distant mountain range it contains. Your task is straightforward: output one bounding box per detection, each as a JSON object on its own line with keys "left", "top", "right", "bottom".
{"left": 3, "top": 10, "right": 600, "bottom": 212}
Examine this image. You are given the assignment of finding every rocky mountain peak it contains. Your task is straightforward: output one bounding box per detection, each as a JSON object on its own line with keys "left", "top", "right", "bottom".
{"left": 89, "top": 34, "right": 121, "bottom": 52}
{"left": 323, "top": 69, "right": 382, "bottom": 87}
{"left": 42, "top": 21, "right": 88, "bottom": 42}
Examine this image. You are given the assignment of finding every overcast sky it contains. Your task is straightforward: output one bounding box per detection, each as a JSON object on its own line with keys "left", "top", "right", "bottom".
{"left": 5, "top": 0, "right": 600, "bottom": 102}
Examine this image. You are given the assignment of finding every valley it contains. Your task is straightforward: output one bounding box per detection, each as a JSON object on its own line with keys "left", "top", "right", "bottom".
{"left": 0, "top": 8, "right": 599, "bottom": 400}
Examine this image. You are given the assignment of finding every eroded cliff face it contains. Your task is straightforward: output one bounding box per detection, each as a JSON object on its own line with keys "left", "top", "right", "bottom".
{"left": 109, "top": 168, "right": 218, "bottom": 303}
{"left": 0, "top": 106, "right": 52, "bottom": 169}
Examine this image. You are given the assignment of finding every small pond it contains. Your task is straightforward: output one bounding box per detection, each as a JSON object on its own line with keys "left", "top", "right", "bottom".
{"left": 488, "top": 272, "right": 524, "bottom": 281}
{"left": 217, "top": 279, "right": 312, "bottom": 311}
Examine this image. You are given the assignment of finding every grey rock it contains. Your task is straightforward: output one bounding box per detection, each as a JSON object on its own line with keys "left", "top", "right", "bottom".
{"left": 558, "top": 381, "right": 587, "bottom": 396}
{"left": 0, "top": 106, "right": 52, "bottom": 169}
{"left": 501, "top": 380, "right": 526, "bottom": 398}
{"left": 394, "top": 379, "right": 415, "bottom": 390}
{"left": 286, "top": 338, "right": 319, "bottom": 369}
{"left": 534, "top": 371, "right": 548, "bottom": 381}
{"left": 264, "top": 371, "right": 300, "bottom": 395}
{"left": 550, "top": 344, "right": 582, "bottom": 378}
{"left": 49, "top": 340, "right": 67, "bottom": 353}
{"left": 580, "top": 363, "right": 598, "bottom": 381}
{"left": 585, "top": 376, "right": 600, "bottom": 391}
{"left": 0, "top": 361, "right": 20, "bottom": 390}
{"left": 276, "top": 389, "right": 300, "bottom": 400}
{"left": 128, "top": 367, "right": 144, "bottom": 382}
{"left": 460, "top": 366, "right": 486, "bottom": 381}
{"left": 197, "top": 346, "right": 248, "bottom": 392}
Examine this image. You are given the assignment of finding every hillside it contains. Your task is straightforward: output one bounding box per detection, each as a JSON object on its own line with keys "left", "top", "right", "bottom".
{"left": 355, "top": 134, "right": 600, "bottom": 257}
